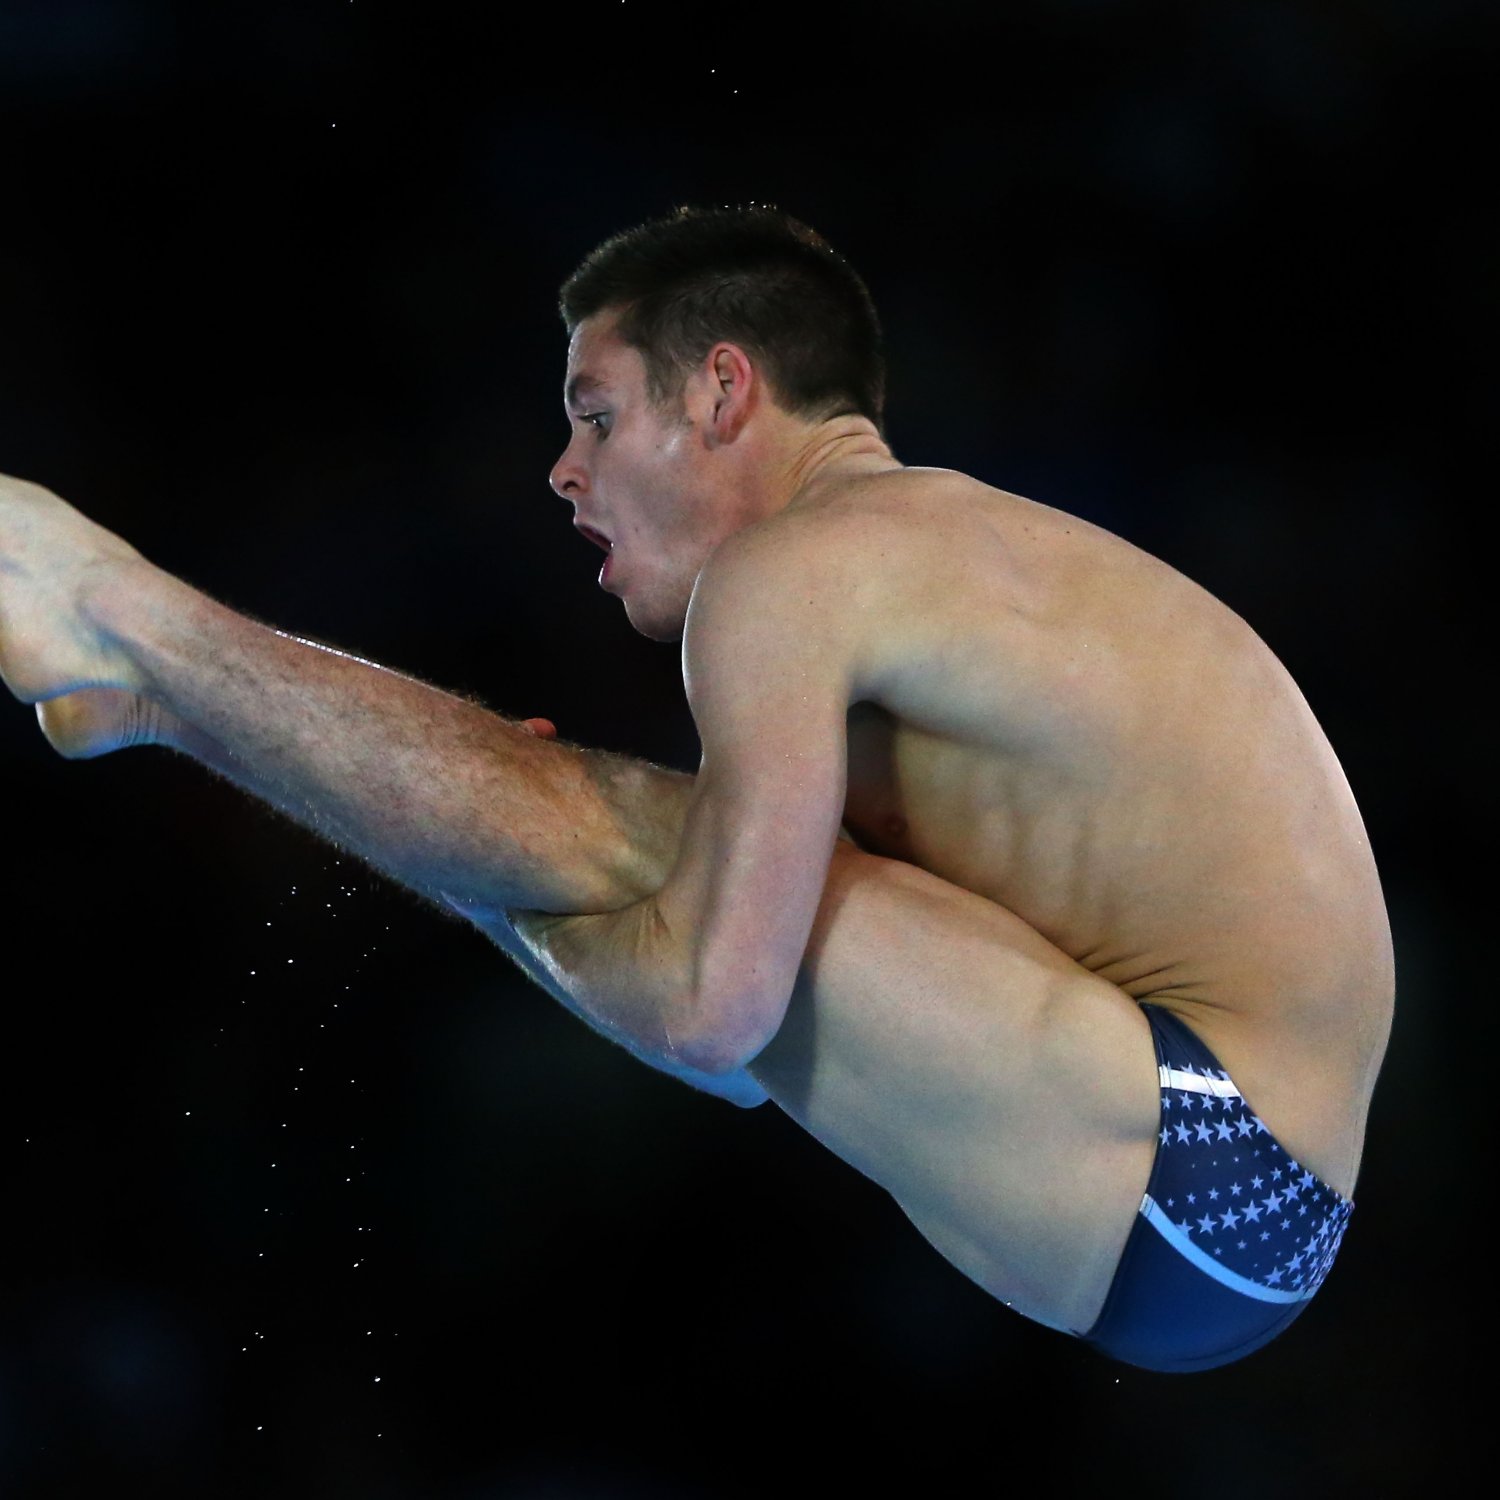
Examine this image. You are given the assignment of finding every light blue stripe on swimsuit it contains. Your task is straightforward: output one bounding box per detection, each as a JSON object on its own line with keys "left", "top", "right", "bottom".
{"left": 1139, "top": 1194, "right": 1317, "bottom": 1305}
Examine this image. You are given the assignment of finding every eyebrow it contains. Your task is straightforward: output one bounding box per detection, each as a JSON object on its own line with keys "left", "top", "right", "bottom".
{"left": 565, "top": 373, "right": 607, "bottom": 408}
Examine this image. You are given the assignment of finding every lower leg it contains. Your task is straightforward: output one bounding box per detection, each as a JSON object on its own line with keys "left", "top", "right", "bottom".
{"left": 31, "top": 561, "right": 703, "bottom": 916}
{"left": 38, "top": 680, "right": 699, "bottom": 918}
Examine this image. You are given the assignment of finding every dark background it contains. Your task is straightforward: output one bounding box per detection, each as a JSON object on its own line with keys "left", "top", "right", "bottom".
{"left": 0, "top": 1, "right": 1486, "bottom": 1495}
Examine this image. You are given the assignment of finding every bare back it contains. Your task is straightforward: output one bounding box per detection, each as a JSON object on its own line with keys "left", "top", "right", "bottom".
{"left": 808, "top": 468, "right": 1393, "bottom": 1198}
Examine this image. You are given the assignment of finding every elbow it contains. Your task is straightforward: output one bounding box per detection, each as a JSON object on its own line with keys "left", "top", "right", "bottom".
{"left": 668, "top": 989, "right": 780, "bottom": 1076}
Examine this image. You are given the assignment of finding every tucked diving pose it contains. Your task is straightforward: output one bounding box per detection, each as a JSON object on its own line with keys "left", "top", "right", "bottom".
{"left": 0, "top": 205, "right": 1392, "bottom": 1371}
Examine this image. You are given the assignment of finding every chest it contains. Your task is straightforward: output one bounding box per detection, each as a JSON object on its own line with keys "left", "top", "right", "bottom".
{"left": 840, "top": 690, "right": 1075, "bottom": 904}
{"left": 843, "top": 702, "right": 959, "bottom": 861}
{"left": 843, "top": 703, "right": 900, "bottom": 845}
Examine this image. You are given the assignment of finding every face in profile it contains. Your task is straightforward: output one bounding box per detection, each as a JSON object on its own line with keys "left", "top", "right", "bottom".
{"left": 549, "top": 312, "right": 734, "bottom": 643}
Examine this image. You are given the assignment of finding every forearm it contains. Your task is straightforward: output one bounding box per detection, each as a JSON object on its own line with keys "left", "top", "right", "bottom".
{"left": 451, "top": 895, "right": 767, "bottom": 1107}
{"left": 86, "top": 559, "right": 691, "bottom": 915}
{"left": 511, "top": 899, "right": 693, "bottom": 1062}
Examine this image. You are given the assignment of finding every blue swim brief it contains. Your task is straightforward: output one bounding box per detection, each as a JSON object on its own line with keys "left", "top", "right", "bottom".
{"left": 1079, "top": 1003, "right": 1354, "bottom": 1373}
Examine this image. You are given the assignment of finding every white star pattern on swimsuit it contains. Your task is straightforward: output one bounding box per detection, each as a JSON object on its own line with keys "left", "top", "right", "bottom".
{"left": 1154, "top": 1055, "right": 1352, "bottom": 1297}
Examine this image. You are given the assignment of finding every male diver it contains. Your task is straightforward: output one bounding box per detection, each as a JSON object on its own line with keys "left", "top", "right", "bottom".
{"left": 0, "top": 206, "right": 1392, "bottom": 1370}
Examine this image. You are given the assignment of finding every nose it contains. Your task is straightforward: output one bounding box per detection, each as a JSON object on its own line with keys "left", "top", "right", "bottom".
{"left": 549, "top": 440, "right": 587, "bottom": 501}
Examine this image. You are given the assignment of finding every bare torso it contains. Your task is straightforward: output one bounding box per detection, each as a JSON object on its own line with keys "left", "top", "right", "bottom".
{"left": 817, "top": 467, "right": 1392, "bottom": 1198}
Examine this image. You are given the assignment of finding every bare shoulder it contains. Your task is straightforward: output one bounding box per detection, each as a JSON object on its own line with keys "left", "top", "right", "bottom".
{"left": 696, "top": 463, "right": 1246, "bottom": 722}
{"left": 685, "top": 467, "right": 941, "bottom": 633}
{"left": 832, "top": 467, "right": 1257, "bottom": 651}
{"left": 762, "top": 464, "right": 1175, "bottom": 594}
{"left": 705, "top": 465, "right": 1025, "bottom": 601}
{"left": 682, "top": 470, "right": 967, "bottom": 717}
{"left": 745, "top": 466, "right": 1172, "bottom": 680}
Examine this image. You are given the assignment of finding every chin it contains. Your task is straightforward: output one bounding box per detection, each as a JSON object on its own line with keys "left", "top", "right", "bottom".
{"left": 623, "top": 594, "right": 687, "bottom": 644}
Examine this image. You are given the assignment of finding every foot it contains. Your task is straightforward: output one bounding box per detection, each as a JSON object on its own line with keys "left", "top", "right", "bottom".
{"left": 0, "top": 473, "right": 148, "bottom": 706}
{"left": 36, "top": 688, "right": 174, "bottom": 759}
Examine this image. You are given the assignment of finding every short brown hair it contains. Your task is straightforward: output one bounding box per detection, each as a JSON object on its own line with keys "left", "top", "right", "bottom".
{"left": 559, "top": 204, "right": 886, "bottom": 431}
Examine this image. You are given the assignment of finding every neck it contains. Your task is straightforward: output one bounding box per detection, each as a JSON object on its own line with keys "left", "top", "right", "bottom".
{"left": 706, "top": 412, "right": 899, "bottom": 539}
{"left": 772, "top": 414, "right": 899, "bottom": 515}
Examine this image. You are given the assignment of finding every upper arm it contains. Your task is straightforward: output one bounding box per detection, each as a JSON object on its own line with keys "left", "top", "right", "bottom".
{"left": 657, "top": 514, "right": 870, "bottom": 1071}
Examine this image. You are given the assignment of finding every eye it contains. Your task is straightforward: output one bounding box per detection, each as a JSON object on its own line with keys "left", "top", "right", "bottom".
{"left": 580, "top": 411, "right": 610, "bottom": 434}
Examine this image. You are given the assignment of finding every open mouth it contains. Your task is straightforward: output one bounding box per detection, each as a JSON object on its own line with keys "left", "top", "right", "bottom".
{"left": 576, "top": 524, "right": 613, "bottom": 553}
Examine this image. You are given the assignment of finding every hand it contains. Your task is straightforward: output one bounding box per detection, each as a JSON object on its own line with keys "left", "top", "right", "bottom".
{"left": 0, "top": 473, "right": 148, "bottom": 706}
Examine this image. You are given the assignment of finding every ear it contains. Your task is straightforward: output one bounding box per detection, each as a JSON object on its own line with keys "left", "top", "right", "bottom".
{"left": 700, "top": 341, "right": 757, "bottom": 446}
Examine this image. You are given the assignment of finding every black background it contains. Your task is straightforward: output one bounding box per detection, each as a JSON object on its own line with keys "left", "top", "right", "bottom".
{"left": 0, "top": 2, "right": 1486, "bottom": 1495}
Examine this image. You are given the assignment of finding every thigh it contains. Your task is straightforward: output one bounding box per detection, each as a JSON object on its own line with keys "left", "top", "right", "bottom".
{"left": 745, "top": 842, "right": 1161, "bottom": 1335}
